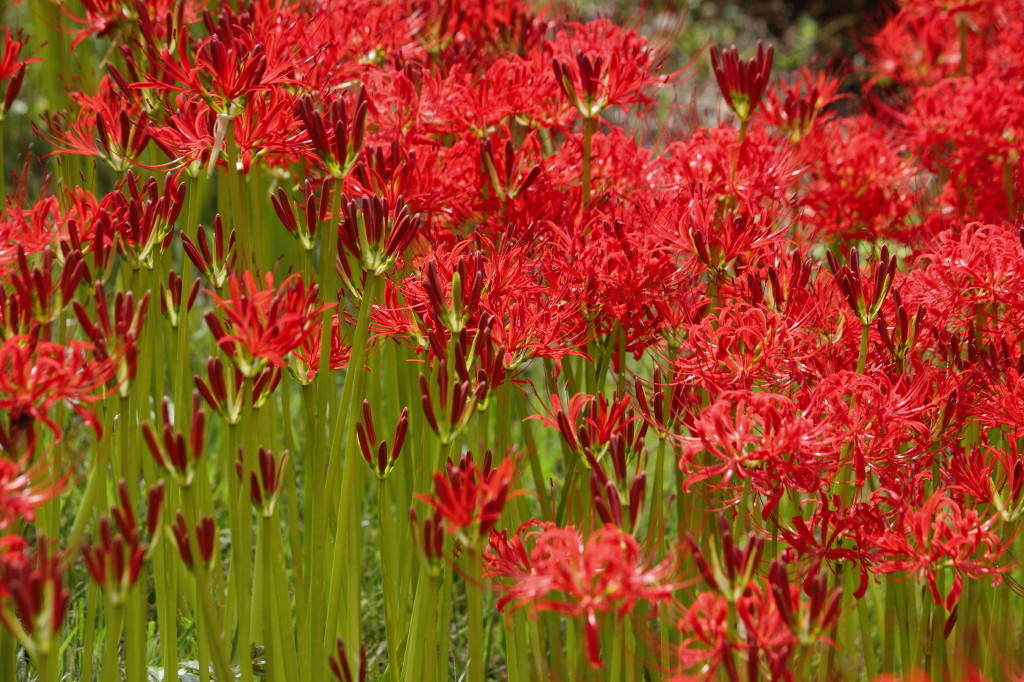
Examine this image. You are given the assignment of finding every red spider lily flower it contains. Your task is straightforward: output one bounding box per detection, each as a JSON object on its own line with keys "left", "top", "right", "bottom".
{"left": 93, "top": 171, "right": 185, "bottom": 271}
{"left": 760, "top": 66, "right": 843, "bottom": 144}
{"left": 777, "top": 493, "right": 875, "bottom": 599}
{"left": 181, "top": 215, "right": 237, "bottom": 290}
{"left": 485, "top": 521, "right": 676, "bottom": 668}
{"left": 418, "top": 361, "right": 483, "bottom": 446}
{"left": 141, "top": 393, "right": 206, "bottom": 488}
{"left": 231, "top": 88, "right": 309, "bottom": 174}
{"left": 170, "top": 511, "right": 216, "bottom": 571}
{"left": 338, "top": 194, "right": 422, "bottom": 280}
{"left": 0, "top": 455, "right": 67, "bottom": 533}
{"left": 132, "top": 14, "right": 298, "bottom": 113}
{"left": 204, "top": 271, "right": 331, "bottom": 378}
{"left": 159, "top": 269, "right": 201, "bottom": 329}
{"left": 40, "top": 78, "right": 153, "bottom": 173}
{"left": 0, "top": 335, "right": 116, "bottom": 448}
{"left": 235, "top": 447, "right": 289, "bottom": 518}
{"left": 675, "top": 590, "right": 739, "bottom": 681}
{"left": 870, "top": 492, "right": 1007, "bottom": 610}
{"left": 529, "top": 391, "right": 638, "bottom": 456}
{"left": 679, "top": 391, "right": 830, "bottom": 514}
{"left": 417, "top": 451, "right": 517, "bottom": 542}
{"left": 72, "top": 283, "right": 150, "bottom": 399}
{"left": 271, "top": 179, "right": 333, "bottom": 252}
{"left": 826, "top": 245, "right": 898, "bottom": 327}
{"left": 686, "top": 515, "right": 763, "bottom": 603}
{"left": 767, "top": 559, "right": 842, "bottom": 649}
{"left": 356, "top": 402, "right": 409, "bottom": 480}
{"left": 194, "top": 356, "right": 279, "bottom": 424}
{"left": 710, "top": 42, "right": 774, "bottom": 122}
{"left": 61, "top": 0, "right": 201, "bottom": 50}
{"left": 0, "top": 28, "right": 38, "bottom": 121}
{"left": 81, "top": 479, "right": 164, "bottom": 605}
{"left": 5, "top": 246, "right": 87, "bottom": 328}
{"left": 291, "top": 314, "right": 352, "bottom": 385}
{"left": 409, "top": 507, "right": 446, "bottom": 575}
{"left": 548, "top": 19, "right": 673, "bottom": 120}
{"left": 296, "top": 88, "right": 369, "bottom": 180}
{"left": 0, "top": 541, "right": 69, "bottom": 660}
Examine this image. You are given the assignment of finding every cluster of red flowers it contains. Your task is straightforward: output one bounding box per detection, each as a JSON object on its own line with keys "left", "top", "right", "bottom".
{"left": 3, "top": 0, "right": 1024, "bottom": 679}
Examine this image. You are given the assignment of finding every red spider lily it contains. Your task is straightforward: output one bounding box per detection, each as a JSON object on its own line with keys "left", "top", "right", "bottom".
{"left": 761, "top": 67, "right": 843, "bottom": 143}
{"left": 0, "top": 28, "right": 38, "bottom": 121}
{"left": 870, "top": 492, "right": 1007, "bottom": 610}
{"left": 61, "top": 0, "right": 202, "bottom": 50}
{"left": 159, "top": 269, "right": 201, "bottom": 329}
{"left": 356, "top": 402, "right": 409, "bottom": 479}
{"left": 271, "top": 179, "right": 333, "bottom": 252}
{"left": 676, "top": 590, "right": 739, "bottom": 681}
{"left": 81, "top": 479, "right": 164, "bottom": 605}
{"left": 180, "top": 215, "right": 237, "bottom": 290}
{"left": 0, "top": 541, "right": 69, "bottom": 659}
{"left": 72, "top": 283, "right": 150, "bottom": 398}
{"left": 194, "top": 356, "right": 280, "bottom": 424}
{"left": 141, "top": 393, "right": 206, "bottom": 487}
{"left": 418, "top": 360, "right": 485, "bottom": 445}
{"left": 296, "top": 88, "right": 368, "bottom": 180}
{"left": 131, "top": 13, "right": 298, "bottom": 113}
{"left": 0, "top": 335, "right": 116, "bottom": 447}
{"left": 235, "top": 447, "right": 289, "bottom": 518}
{"left": 680, "top": 391, "right": 831, "bottom": 513}
{"left": 827, "top": 245, "right": 898, "bottom": 327}
{"left": 548, "top": 19, "right": 672, "bottom": 120}
{"left": 170, "top": 511, "right": 216, "bottom": 570}
{"left": 408, "top": 507, "right": 446, "bottom": 574}
{"left": 767, "top": 559, "right": 842, "bottom": 649}
{"left": 485, "top": 521, "right": 676, "bottom": 668}
{"left": 231, "top": 88, "right": 309, "bottom": 174}
{"left": 417, "top": 451, "right": 517, "bottom": 542}
{"left": 4, "top": 246, "right": 87, "bottom": 329}
{"left": 686, "top": 515, "right": 764, "bottom": 603}
{"left": 95, "top": 171, "right": 185, "bottom": 271}
{"left": 0, "top": 456, "right": 67, "bottom": 533}
{"left": 205, "top": 271, "right": 331, "bottom": 378}
{"left": 338, "top": 194, "right": 422, "bottom": 279}
{"left": 796, "top": 116, "right": 922, "bottom": 243}
{"left": 529, "top": 391, "right": 638, "bottom": 456}
{"left": 40, "top": 78, "right": 153, "bottom": 173}
{"left": 710, "top": 42, "right": 774, "bottom": 122}
{"left": 291, "top": 314, "right": 352, "bottom": 384}
{"left": 777, "top": 493, "right": 875, "bottom": 599}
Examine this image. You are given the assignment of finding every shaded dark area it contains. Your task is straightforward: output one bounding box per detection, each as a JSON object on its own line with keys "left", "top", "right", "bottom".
{"left": 740, "top": 0, "right": 888, "bottom": 57}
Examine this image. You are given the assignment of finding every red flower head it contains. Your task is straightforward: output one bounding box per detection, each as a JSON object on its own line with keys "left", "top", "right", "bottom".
{"left": 205, "top": 271, "right": 331, "bottom": 378}
{"left": 0, "top": 27, "right": 38, "bottom": 121}
{"left": 0, "top": 335, "right": 116, "bottom": 451}
{"left": 710, "top": 42, "right": 774, "bottom": 122}
{"left": 0, "top": 541, "right": 69, "bottom": 659}
{"left": 418, "top": 451, "right": 517, "bottom": 542}
{"left": 485, "top": 521, "right": 676, "bottom": 668}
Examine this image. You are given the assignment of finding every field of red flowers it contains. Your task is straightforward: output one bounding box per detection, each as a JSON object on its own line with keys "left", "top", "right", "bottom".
{"left": 2, "top": 0, "right": 1024, "bottom": 680}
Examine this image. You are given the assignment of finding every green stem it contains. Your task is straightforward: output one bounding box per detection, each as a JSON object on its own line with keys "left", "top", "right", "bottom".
{"left": 323, "top": 274, "right": 383, "bottom": 669}
{"left": 101, "top": 602, "right": 123, "bottom": 682}
{"left": 182, "top": 485, "right": 234, "bottom": 681}
{"left": 466, "top": 545, "right": 485, "bottom": 682}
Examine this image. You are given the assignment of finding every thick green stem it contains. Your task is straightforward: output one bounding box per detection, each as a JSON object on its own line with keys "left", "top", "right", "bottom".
{"left": 323, "top": 274, "right": 383, "bottom": 670}
{"left": 182, "top": 485, "right": 234, "bottom": 680}
{"left": 466, "top": 546, "right": 486, "bottom": 682}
